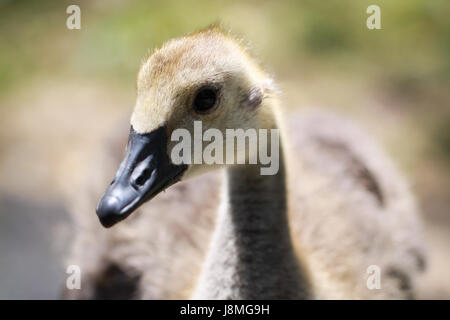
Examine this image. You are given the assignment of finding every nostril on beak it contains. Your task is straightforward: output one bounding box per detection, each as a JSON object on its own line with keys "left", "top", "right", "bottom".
{"left": 96, "top": 196, "right": 123, "bottom": 228}
{"left": 135, "top": 168, "right": 152, "bottom": 187}
{"left": 131, "top": 156, "right": 155, "bottom": 189}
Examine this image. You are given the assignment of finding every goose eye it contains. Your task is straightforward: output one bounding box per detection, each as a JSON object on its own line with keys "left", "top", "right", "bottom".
{"left": 192, "top": 88, "right": 217, "bottom": 113}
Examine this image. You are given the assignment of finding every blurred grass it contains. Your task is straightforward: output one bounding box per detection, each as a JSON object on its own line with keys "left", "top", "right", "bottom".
{"left": 0, "top": 0, "right": 448, "bottom": 193}
{"left": 1, "top": 0, "right": 448, "bottom": 90}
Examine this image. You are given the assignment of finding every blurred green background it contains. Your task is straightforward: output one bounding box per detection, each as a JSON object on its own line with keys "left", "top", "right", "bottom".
{"left": 0, "top": 0, "right": 449, "bottom": 298}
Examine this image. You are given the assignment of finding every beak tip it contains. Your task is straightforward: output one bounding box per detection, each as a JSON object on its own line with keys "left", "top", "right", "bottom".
{"left": 96, "top": 196, "right": 125, "bottom": 228}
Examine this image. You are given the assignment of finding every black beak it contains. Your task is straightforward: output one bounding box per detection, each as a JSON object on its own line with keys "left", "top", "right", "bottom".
{"left": 96, "top": 126, "right": 187, "bottom": 228}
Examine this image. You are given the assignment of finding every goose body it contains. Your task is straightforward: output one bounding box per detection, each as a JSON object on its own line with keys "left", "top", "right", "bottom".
{"left": 65, "top": 27, "right": 425, "bottom": 299}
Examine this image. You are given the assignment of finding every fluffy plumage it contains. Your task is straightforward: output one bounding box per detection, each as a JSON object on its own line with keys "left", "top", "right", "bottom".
{"left": 65, "top": 27, "right": 426, "bottom": 299}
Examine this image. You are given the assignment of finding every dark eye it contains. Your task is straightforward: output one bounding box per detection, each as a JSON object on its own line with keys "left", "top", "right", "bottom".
{"left": 192, "top": 87, "right": 217, "bottom": 113}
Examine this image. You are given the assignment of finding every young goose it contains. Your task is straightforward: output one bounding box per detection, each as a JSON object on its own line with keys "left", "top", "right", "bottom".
{"left": 69, "top": 27, "right": 426, "bottom": 299}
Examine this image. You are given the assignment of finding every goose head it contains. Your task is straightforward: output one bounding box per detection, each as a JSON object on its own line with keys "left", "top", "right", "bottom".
{"left": 96, "top": 27, "right": 274, "bottom": 227}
